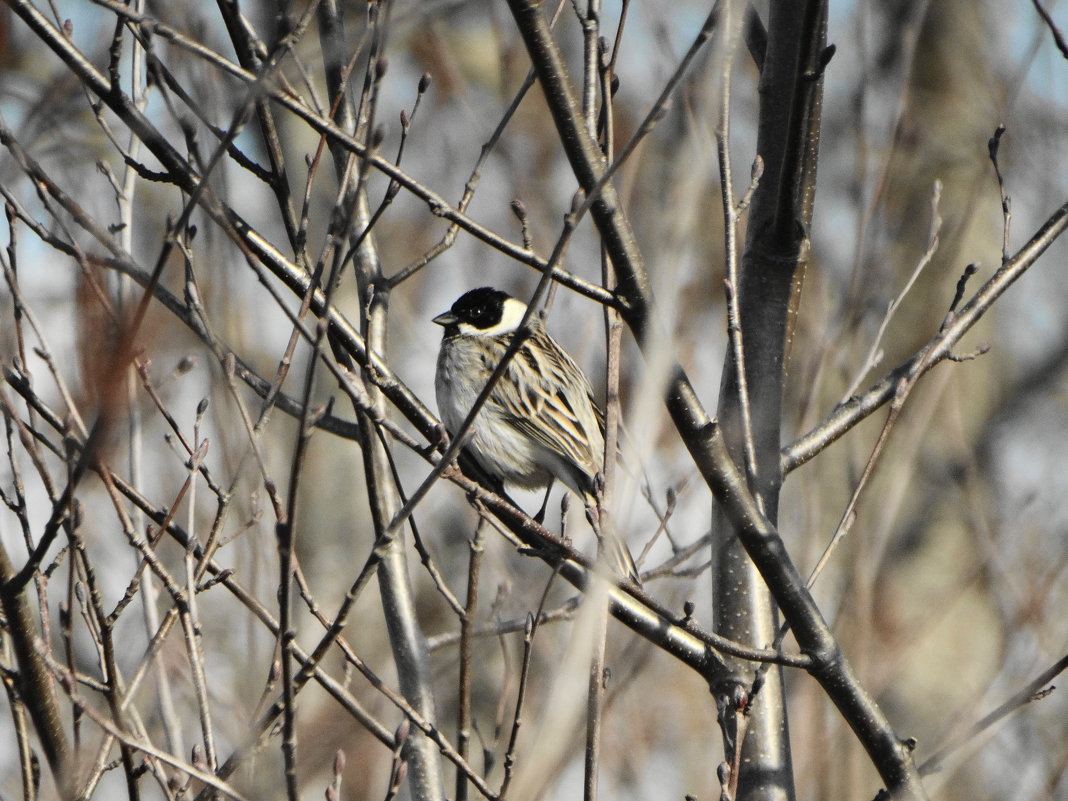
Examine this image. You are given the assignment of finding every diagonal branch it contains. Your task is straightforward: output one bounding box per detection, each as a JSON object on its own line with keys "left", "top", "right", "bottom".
{"left": 782, "top": 195, "right": 1068, "bottom": 474}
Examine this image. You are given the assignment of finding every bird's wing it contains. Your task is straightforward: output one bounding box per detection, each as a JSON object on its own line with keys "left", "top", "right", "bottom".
{"left": 489, "top": 329, "right": 604, "bottom": 483}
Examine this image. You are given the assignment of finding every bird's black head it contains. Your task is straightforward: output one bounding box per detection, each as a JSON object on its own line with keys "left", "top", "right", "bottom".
{"left": 433, "top": 287, "right": 518, "bottom": 334}
{"left": 450, "top": 287, "right": 512, "bottom": 328}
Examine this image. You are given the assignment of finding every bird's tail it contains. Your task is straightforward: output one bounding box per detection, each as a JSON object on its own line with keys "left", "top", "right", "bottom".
{"left": 607, "top": 534, "right": 641, "bottom": 586}
{"left": 584, "top": 495, "right": 641, "bottom": 586}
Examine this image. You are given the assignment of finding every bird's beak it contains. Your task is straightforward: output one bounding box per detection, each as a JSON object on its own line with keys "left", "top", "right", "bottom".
{"left": 432, "top": 311, "right": 457, "bottom": 326}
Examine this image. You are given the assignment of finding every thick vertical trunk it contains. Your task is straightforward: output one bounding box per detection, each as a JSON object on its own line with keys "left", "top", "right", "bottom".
{"left": 711, "top": 2, "right": 826, "bottom": 799}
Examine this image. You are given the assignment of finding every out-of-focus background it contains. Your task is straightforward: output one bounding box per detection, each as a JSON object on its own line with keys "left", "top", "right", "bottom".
{"left": 0, "top": 1, "right": 1066, "bottom": 799}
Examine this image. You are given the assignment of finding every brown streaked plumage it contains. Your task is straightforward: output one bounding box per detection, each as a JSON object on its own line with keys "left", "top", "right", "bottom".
{"left": 433, "top": 287, "right": 638, "bottom": 582}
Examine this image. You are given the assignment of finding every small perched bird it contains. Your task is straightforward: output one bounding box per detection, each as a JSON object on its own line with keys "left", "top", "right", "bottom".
{"left": 433, "top": 287, "right": 639, "bottom": 582}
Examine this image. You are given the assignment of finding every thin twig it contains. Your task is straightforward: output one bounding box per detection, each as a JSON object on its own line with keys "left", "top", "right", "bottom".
{"left": 498, "top": 567, "right": 562, "bottom": 800}
{"left": 987, "top": 125, "right": 1012, "bottom": 265}
{"left": 716, "top": 19, "right": 762, "bottom": 509}
{"left": 456, "top": 520, "right": 487, "bottom": 801}
{"left": 919, "top": 652, "right": 1068, "bottom": 775}
{"left": 1031, "top": 0, "right": 1068, "bottom": 58}
{"left": 841, "top": 181, "right": 943, "bottom": 404}
{"left": 785, "top": 192, "right": 1068, "bottom": 474}
{"left": 806, "top": 377, "right": 910, "bottom": 588}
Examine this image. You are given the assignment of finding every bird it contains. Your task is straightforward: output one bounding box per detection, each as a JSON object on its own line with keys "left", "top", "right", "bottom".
{"left": 433, "top": 286, "right": 639, "bottom": 583}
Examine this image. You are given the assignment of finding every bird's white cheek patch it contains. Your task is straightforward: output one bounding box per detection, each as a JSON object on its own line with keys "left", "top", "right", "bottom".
{"left": 475, "top": 298, "right": 528, "bottom": 337}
